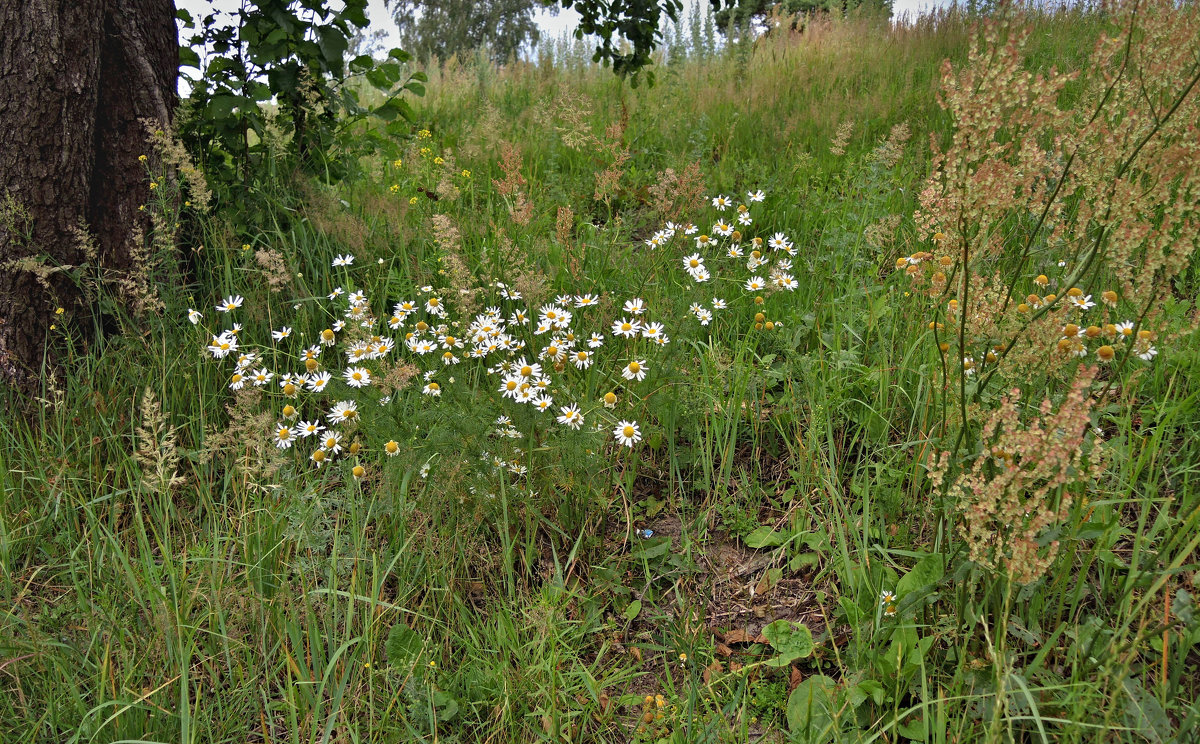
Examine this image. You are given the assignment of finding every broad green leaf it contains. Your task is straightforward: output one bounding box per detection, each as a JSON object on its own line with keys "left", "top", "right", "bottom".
{"left": 762, "top": 619, "right": 814, "bottom": 666}
{"left": 385, "top": 623, "right": 422, "bottom": 668}
{"left": 623, "top": 600, "right": 642, "bottom": 621}
{"left": 850, "top": 679, "right": 885, "bottom": 707}
{"left": 179, "top": 46, "right": 200, "bottom": 69}
{"left": 348, "top": 54, "right": 375, "bottom": 73}
{"left": 632, "top": 536, "right": 671, "bottom": 560}
{"left": 744, "top": 525, "right": 786, "bottom": 548}
{"left": 1123, "top": 678, "right": 1172, "bottom": 743}
{"left": 787, "top": 675, "right": 837, "bottom": 737}
{"left": 896, "top": 552, "right": 944, "bottom": 596}
{"left": 431, "top": 690, "right": 459, "bottom": 722}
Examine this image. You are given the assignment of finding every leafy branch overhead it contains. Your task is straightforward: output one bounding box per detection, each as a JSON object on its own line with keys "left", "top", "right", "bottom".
{"left": 178, "top": 0, "right": 427, "bottom": 195}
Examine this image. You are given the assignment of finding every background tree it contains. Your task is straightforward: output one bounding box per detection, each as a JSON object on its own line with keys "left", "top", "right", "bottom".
{"left": 0, "top": 0, "right": 177, "bottom": 390}
{"left": 1, "top": 0, "right": 692, "bottom": 392}
{"left": 714, "top": 0, "right": 890, "bottom": 33}
{"left": 387, "top": 0, "right": 548, "bottom": 64}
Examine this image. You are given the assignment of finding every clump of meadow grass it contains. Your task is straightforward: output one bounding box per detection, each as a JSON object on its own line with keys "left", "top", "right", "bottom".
{"left": 900, "top": 1, "right": 1200, "bottom": 576}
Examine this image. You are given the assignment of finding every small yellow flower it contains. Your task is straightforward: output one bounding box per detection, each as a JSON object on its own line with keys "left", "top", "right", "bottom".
{"left": 428, "top": 660, "right": 436, "bottom": 668}
{"left": 138, "top": 154, "right": 147, "bottom": 163}
{"left": 409, "top": 196, "right": 418, "bottom": 205}
{"left": 138, "top": 205, "right": 146, "bottom": 212}
{"left": 241, "top": 243, "right": 251, "bottom": 251}
{"left": 389, "top": 184, "right": 400, "bottom": 193}
{"left": 678, "top": 653, "right": 688, "bottom": 663}
{"left": 392, "top": 158, "right": 403, "bottom": 167}
{"left": 433, "top": 156, "right": 444, "bottom": 165}
{"left": 55, "top": 307, "right": 65, "bottom": 315}
{"left": 420, "top": 147, "right": 431, "bottom": 156}
{"left": 418, "top": 128, "right": 431, "bottom": 139}
{"left": 461, "top": 169, "right": 471, "bottom": 178}
{"left": 149, "top": 182, "right": 158, "bottom": 190}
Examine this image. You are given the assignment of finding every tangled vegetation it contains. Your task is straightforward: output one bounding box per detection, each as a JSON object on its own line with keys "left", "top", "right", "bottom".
{"left": 2, "top": 2, "right": 1199, "bottom": 742}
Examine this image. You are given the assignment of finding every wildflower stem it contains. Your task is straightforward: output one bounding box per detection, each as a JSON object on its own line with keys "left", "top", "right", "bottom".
{"left": 997, "top": 0, "right": 1142, "bottom": 316}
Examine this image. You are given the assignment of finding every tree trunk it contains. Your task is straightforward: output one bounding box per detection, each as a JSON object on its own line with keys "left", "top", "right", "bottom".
{"left": 0, "top": 0, "right": 177, "bottom": 390}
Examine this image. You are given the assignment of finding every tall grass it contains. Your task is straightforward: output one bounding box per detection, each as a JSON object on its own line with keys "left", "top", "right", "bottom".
{"left": 3, "top": 4, "right": 1198, "bottom": 743}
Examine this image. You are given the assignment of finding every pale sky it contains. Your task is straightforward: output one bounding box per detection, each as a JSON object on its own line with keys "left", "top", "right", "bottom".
{"left": 176, "top": 0, "right": 950, "bottom": 54}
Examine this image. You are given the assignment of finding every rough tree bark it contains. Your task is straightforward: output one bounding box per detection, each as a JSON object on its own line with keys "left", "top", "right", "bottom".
{"left": 0, "top": 0, "right": 177, "bottom": 390}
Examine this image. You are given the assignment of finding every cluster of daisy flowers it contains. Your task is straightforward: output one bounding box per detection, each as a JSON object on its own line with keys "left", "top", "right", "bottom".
{"left": 644, "top": 191, "right": 799, "bottom": 332}
{"left": 192, "top": 188, "right": 799, "bottom": 482}
{"left": 896, "top": 246, "right": 1159, "bottom": 375}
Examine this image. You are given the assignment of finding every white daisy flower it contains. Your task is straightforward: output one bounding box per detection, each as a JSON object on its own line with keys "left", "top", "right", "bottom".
{"left": 344, "top": 366, "right": 371, "bottom": 388}
{"left": 273, "top": 424, "right": 297, "bottom": 449}
{"left": 217, "top": 295, "right": 244, "bottom": 313}
{"left": 251, "top": 368, "right": 274, "bottom": 386}
{"left": 622, "top": 359, "right": 648, "bottom": 382}
{"left": 556, "top": 404, "right": 584, "bottom": 429}
{"left": 641, "top": 322, "right": 665, "bottom": 341}
{"left": 612, "top": 318, "right": 641, "bottom": 338}
{"left": 327, "top": 400, "right": 358, "bottom": 425}
{"left": 321, "top": 431, "right": 344, "bottom": 454}
{"left": 207, "top": 332, "right": 238, "bottom": 359}
{"left": 297, "top": 420, "right": 324, "bottom": 438}
{"left": 613, "top": 420, "right": 642, "bottom": 447}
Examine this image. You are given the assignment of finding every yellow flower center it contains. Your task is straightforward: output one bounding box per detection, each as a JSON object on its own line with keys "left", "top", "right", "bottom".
{"left": 520, "top": 366, "right": 533, "bottom": 377}
{"left": 623, "top": 426, "right": 635, "bottom": 438}
{"left": 629, "top": 362, "right": 640, "bottom": 373}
